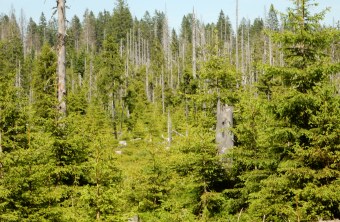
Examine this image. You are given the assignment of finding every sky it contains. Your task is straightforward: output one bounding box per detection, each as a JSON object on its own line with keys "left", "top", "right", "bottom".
{"left": 1, "top": 0, "right": 339, "bottom": 30}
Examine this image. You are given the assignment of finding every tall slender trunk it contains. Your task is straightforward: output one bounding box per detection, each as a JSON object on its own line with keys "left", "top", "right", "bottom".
{"left": 89, "top": 55, "right": 93, "bottom": 101}
{"left": 161, "top": 68, "right": 165, "bottom": 114}
{"left": 235, "top": 0, "right": 239, "bottom": 71}
{"left": 192, "top": 8, "right": 197, "bottom": 79}
{"left": 57, "top": 0, "right": 67, "bottom": 117}
{"left": 16, "top": 60, "right": 21, "bottom": 89}
{"left": 241, "top": 25, "right": 245, "bottom": 85}
{"left": 145, "top": 62, "right": 150, "bottom": 101}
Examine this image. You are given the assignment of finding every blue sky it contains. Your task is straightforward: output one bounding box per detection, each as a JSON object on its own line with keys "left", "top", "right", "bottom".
{"left": 1, "top": 0, "right": 339, "bottom": 30}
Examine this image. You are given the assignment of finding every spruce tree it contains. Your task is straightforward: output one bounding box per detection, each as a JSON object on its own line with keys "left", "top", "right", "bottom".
{"left": 245, "top": 0, "right": 340, "bottom": 220}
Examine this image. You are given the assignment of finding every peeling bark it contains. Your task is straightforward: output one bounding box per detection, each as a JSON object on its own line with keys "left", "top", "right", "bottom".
{"left": 57, "top": 0, "right": 67, "bottom": 117}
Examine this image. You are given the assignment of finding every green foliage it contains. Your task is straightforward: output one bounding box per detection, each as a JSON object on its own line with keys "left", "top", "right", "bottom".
{"left": 0, "top": 1, "right": 339, "bottom": 221}
{"left": 32, "top": 43, "right": 57, "bottom": 120}
{"left": 111, "top": 0, "right": 133, "bottom": 43}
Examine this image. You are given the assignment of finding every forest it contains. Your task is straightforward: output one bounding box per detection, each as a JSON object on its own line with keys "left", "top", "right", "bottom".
{"left": 0, "top": 0, "right": 339, "bottom": 221}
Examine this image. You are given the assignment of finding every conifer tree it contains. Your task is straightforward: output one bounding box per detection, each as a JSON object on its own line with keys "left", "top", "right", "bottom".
{"left": 111, "top": 0, "right": 133, "bottom": 44}
{"left": 244, "top": 0, "right": 340, "bottom": 220}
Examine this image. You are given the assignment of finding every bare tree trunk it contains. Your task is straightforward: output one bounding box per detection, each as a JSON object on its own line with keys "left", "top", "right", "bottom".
{"left": 279, "top": 42, "right": 284, "bottom": 66}
{"left": 120, "top": 38, "right": 123, "bottom": 58}
{"left": 126, "top": 32, "right": 130, "bottom": 78}
{"left": 161, "top": 68, "right": 165, "bottom": 114}
{"left": 170, "top": 59, "right": 173, "bottom": 89}
{"left": 57, "top": 0, "right": 67, "bottom": 117}
{"left": 15, "top": 60, "right": 22, "bottom": 89}
{"left": 247, "top": 23, "right": 251, "bottom": 84}
{"left": 236, "top": 0, "right": 239, "bottom": 71}
{"left": 263, "top": 35, "right": 267, "bottom": 64}
{"left": 145, "top": 63, "right": 150, "bottom": 101}
{"left": 241, "top": 25, "right": 245, "bottom": 85}
{"left": 19, "top": 9, "right": 27, "bottom": 58}
{"left": 216, "top": 99, "right": 234, "bottom": 154}
{"left": 177, "top": 55, "right": 180, "bottom": 89}
{"left": 89, "top": 55, "right": 93, "bottom": 101}
{"left": 192, "top": 8, "right": 197, "bottom": 79}
{"left": 146, "top": 41, "right": 151, "bottom": 101}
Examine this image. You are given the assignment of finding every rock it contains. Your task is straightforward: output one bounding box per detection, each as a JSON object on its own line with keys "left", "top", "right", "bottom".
{"left": 115, "top": 150, "right": 122, "bottom": 155}
{"left": 128, "top": 215, "right": 140, "bottom": 222}
{"left": 118, "top": 140, "right": 127, "bottom": 146}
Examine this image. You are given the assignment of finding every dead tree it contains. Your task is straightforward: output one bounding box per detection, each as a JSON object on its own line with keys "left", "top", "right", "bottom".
{"left": 192, "top": 8, "right": 197, "bottom": 79}
{"left": 57, "top": 0, "right": 67, "bottom": 117}
{"left": 216, "top": 99, "right": 234, "bottom": 154}
{"left": 235, "top": 0, "right": 239, "bottom": 72}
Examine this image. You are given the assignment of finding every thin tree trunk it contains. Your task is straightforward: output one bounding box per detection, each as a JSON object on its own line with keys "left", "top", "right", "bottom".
{"left": 241, "top": 25, "right": 245, "bottom": 85}
{"left": 263, "top": 35, "right": 267, "bottom": 64}
{"left": 145, "top": 62, "right": 150, "bottom": 101}
{"left": 89, "top": 55, "right": 93, "bottom": 101}
{"left": 192, "top": 8, "right": 197, "bottom": 79}
{"left": 247, "top": 23, "right": 252, "bottom": 84}
{"left": 236, "top": 0, "right": 239, "bottom": 71}
{"left": 16, "top": 60, "right": 22, "bottom": 89}
{"left": 161, "top": 68, "right": 165, "bottom": 114}
{"left": 57, "top": 0, "right": 67, "bottom": 117}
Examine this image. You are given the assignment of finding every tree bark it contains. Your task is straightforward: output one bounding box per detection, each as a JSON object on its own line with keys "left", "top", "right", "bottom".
{"left": 236, "top": 0, "right": 239, "bottom": 72}
{"left": 192, "top": 8, "right": 197, "bottom": 79}
{"left": 216, "top": 99, "right": 234, "bottom": 154}
{"left": 57, "top": 0, "right": 67, "bottom": 117}
{"left": 161, "top": 68, "right": 165, "bottom": 114}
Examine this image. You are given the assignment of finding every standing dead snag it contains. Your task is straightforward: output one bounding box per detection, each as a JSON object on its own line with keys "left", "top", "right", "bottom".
{"left": 192, "top": 7, "right": 197, "bottom": 79}
{"left": 57, "top": 0, "right": 67, "bottom": 117}
{"left": 216, "top": 99, "right": 234, "bottom": 154}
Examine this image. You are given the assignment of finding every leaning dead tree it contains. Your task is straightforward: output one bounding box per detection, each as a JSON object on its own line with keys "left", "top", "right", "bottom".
{"left": 216, "top": 99, "right": 234, "bottom": 154}
{"left": 57, "top": 0, "right": 67, "bottom": 117}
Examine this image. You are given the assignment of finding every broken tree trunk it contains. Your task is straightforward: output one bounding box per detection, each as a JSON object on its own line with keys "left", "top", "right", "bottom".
{"left": 216, "top": 99, "right": 234, "bottom": 154}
